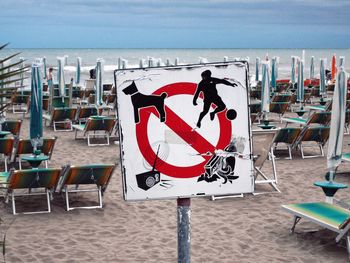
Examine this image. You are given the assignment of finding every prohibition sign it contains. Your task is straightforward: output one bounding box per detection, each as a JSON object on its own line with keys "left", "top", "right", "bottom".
{"left": 136, "top": 82, "right": 232, "bottom": 178}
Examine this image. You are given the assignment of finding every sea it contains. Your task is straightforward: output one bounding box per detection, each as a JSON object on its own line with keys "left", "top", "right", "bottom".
{"left": 2, "top": 48, "right": 350, "bottom": 86}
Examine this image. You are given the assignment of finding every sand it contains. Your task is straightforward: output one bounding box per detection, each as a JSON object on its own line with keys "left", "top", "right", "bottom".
{"left": 0, "top": 109, "right": 349, "bottom": 263}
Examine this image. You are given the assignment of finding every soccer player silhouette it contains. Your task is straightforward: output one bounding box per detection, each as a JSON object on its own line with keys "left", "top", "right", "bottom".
{"left": 193, "top": 70, "right": 237, "bottom": 128}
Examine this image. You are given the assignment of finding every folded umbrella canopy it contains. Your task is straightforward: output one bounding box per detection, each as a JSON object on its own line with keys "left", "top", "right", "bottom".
{"left": 297, "top": 58, "right": 304, "bottom": 104}
{"left": 95, "top": 58, "right": 104, "bottom": 106}
{"left": 255, "top": 57, "right": 260, "bottom": 82}
{"left": 319, "top": 59, "right": 326, "bottom": 96}
{"left": 310, "top": 56, "right": 315, "bottom": 80}
{"left": 57, "top": 57, "right": 66, "bottom": 102}
{"left": 261, "top": 61, "right": 270, "bottom": 120}
{"left": 30, "top": 63, "right": 43, "bottom": 150}
{"left": 327, "top": 67, "right": 348, "bottom": 182}
{"left": 331, "top": 54, "right": 337, "bottom": 80}
{"left": 291, "top": 56, "right": 296, "bottom": 85}
{"left": 271, "top": 57, "right": 277, "bottom": 91}
{"left": 43, "top": 57, "right": 47, "bottom": 79}
{"left": 76, "top": 57, "right": 81, "bottom": 85}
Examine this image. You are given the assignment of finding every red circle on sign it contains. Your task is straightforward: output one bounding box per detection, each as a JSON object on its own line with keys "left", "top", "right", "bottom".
{"left": 136, "top": 82, "right": 232, "bottom": 178}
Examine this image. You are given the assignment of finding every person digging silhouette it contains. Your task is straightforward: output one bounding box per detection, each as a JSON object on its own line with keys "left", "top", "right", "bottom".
{"left": 193, "top": 70, "right": 237, "bottom": 128}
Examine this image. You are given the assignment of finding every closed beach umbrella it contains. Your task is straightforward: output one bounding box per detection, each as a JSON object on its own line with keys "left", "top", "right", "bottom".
{"left": 327, "top": 67, "right": 348, "bottom": 182}
{"left": 261, "top": 62, "right": 270, "bottom": 119}
{"left": 43, "top": 57, "right": 47, "bottom": 79}
{"left": 339, "top": 56, "right": 345, "bottom": 68}
{"left": 270, "top": 57, "right": 278, "bottom": 91}
{"left": 57, "top": 57, "right": 66, "bottom": 100}
{"left": 255, "top": 57, "right": 260, "bottom": 82}
{"left": 30, "top": 63, "right": 43, "bottom": 150}
{"left": 297, "top": 59, "right": 304, "bottom": 104}
{"left": 320, "top": 59, "right": 326, "bottom": 96}
{"left": 291, "top": 56, "right": 296, "bottom": 84}
{"left": 310, "top": 56, "right": 315, "bottom": 80}
{"left": 331, "top": 54, "right": 337, "bottom": 80}
{"left": 19, "top": 57, "right": 25, "bottom": 89}
{"left": 76, "top": 57, "right": 81, "bottom": 85}
{"left": 95, "top": 58, "right": 104, "bottom": 106}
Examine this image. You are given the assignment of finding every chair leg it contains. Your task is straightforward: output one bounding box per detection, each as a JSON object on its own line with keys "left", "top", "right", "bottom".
{"left": 300, "top": 143, "right": 305, "bottom": 159}
{"left": 19, "top": 158, "right": 22, "bottom": 170}
{"left": 46, "top": 189, "right": 51, "bottom": 213}
{"left": 11, "top": 192, "right": 16, "bottom": 215}
{"left": 291, "top": 216, "right": 301, "bottom": 233}
{"left": 65, "top": 186, "right": 70, "bottom": 211}
{"left": 288, "top": 145, "right": 292, "bottom": 160}
{"left": 319, "top": 143, "right": 324, "bottom": 157}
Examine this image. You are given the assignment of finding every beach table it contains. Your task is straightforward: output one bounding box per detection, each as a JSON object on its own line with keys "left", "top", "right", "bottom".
{"left": 22, "top": 154, "right": 49, "bottom": 168}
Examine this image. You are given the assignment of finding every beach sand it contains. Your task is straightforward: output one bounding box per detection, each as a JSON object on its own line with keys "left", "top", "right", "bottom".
{"left": 1, "top": 110, "right": 350, "bottom": 263}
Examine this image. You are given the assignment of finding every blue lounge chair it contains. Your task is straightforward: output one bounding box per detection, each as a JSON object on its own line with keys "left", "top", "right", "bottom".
{"left": 282, "top": 202, "right": 350, "bottom": 257}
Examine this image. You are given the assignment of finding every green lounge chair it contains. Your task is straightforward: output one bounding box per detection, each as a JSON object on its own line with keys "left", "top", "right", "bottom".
{"left": 76, "top": 106, "right": 102, "bottom": 124}
{"left": 5, "top": 168, "right": 61, "bottom": 215}
{"left": 14, "top": 137, "right": 57, "bottom": 169}
{"left": 269, "top": 102, "right": 290, "bottom": 122}
{"left": 72, "top": 116, "right": 116, "bottom": 146}
{"left": 11, "top": 94, "right": 30, "bottom": 114}
{"left": 293, "top": 125, "right": 330, "bottom": 159}
{"left": 43, "top": 107, "right": 77, "bottom": 131}
{"left": 0, "top": 138, "right": 15, "bottom": 172}
{"left": 57, "top": 164, "right": 115, "bottom": 211}
{"left": 2, "top": 119, "right": 22, "bottom": 139}
{"left": 282, "top": 202, "right": 350, "bottom": 257}
{"left": 281, "top": 111, "right": 331, "bottom": 126}
{"left": 272, "top": 127, "right": 302, "bottom": 159}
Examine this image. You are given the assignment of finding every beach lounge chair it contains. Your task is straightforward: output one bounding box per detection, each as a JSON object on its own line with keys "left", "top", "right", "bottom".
{"left": 43, "top": 107, "right": 77, "bottom": 131}
{"left": 0, "top": 138, "right": 15, "bottom": 172}
{"left": 14, "top": 137, "right": 57, "bottom": 169}
{"left": 282, "top": 202, "right": 350, "bottom": 257}
{"left": 75, "top": 106, "right": 102, "bottom": 124}
{"left": 11, "top": 94, "right": 30, "bottom": 114}
{"left": 293, "top": 125, "right": 330, "bottom": 159}
{"left": 4, "top": 168, "right": 61, "bottom": 215}
{"left": 72, "top": 116, "right": 116, "bottom": 146}
{"left": 57, "top": 164, "right": 115, "bottom": 211}
{"left": 2, "top": 119, "right": 22, "bottom": 138}
{"left": 282, "top": 111, "right": 331, "bottom": 127}
{"left": 269, "top": 102, "right": 290, "bottom": 122}
{"left": 271, "top": 93, "right": 292, "bottom": 103}
{"left": 252, "top": 129, "right": 280, "bottom": 194}
{"left": 272, "top": 127, "right": 302, "bottom": 159}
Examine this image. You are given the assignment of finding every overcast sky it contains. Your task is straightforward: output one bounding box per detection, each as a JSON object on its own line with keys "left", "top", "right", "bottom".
{"left": 0, "top": 0, "right": 349, "bottom": 48}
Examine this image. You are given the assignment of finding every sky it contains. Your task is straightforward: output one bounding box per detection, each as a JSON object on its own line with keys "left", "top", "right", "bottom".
{"left": 0, "top": 0, "right": 350, "bottom": 48}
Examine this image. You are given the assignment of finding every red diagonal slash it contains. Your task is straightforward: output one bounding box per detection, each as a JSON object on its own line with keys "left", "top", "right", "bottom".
{"left": 136, "top": 82, "right": 232, "bottom": 178}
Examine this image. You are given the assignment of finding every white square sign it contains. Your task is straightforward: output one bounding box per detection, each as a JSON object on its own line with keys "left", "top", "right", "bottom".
{"left": 115, "top": 62, "right": 254, "bottom": 201}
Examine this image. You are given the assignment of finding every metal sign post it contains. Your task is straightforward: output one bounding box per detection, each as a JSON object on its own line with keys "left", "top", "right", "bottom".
{"left": 177, "top": 198, "right": 191, "bottom": 263}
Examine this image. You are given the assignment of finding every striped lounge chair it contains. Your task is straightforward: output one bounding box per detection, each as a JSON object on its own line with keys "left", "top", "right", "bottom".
{"left": 282, "top": 111, "right": 331, "bottom": 127}
{"left": 43, "top": 107, "right": 77, "bottom": 131}
{"left": 2, "top": 120, "right": 22, "bottom": 139}
{"left": 293, "top": 126, "right": 330, "bottom": 159}
{"left": 72, "top": 116, "right": 116, "bottom": 146}
{"left": 57, "top": 164, "right": 115, "bottom": 211}
{"left": 0, "top": 138, "right": 15, "bottom": 172}
{"left": 11, "top": 94, "right": 30, "bottom": 114}
{"left": 4, "top": 168, "right": 61, "bottom": 215}
{"left": 269, "top": 102, "right": 290, "bottom": 122}
{"left": 14, "top": 137, "right": 57, "bottom": 169}
{"left": 76, "top": 106, "right": 103, "bottom": 124}
{"left": 272, "top": 127, "right": 302, "bottom": 159}
{"left": 282, "top": 202, "right": 350, "bottom": 257}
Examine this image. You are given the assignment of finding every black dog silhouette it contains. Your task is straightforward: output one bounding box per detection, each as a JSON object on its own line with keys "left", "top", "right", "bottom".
{"left": 122, "top": 81, "right": 167, "bottom": 123}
